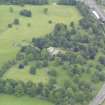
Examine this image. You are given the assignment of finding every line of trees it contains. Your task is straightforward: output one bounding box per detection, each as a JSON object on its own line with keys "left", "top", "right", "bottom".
{"left": 0, "top": 0, "right": 48, "bottom": 5}
{"left": 0, "top": 77, "right": 95, "bottom": 105}
{"left": 0, "top": 0, "right": 78, "bottom": 5}
{"left": 58, "top": 0, "right": 77, "bottom": 5}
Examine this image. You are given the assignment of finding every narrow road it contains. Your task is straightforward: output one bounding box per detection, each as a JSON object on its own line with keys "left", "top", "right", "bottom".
{"left": 89, "top": 84, "right": 105, "bottom": 105}
{"left": 84, "top": 0, "right": 105, "bottom": 22}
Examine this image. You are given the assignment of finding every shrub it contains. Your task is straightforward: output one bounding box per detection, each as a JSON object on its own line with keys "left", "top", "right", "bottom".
{"left": 48, "top": 70, "right": 57, "bottom": 77}
{"left": 48, "top": 20, "right": 52, "bottom": 24}
{"left": 8, "top": 24, "right": 12, "bottom": 28}
{"left": 9, "top": 7, "right": 14, "bottom": 13}
{"left": 13, "top": 18, "right": 20, "bottom": 25}
{"left": 18, "top": 64, "right": 24, "bottom": 69}
{"left": 99, "top": 55, "right": 105, "bottom": 65}
{"left": 27, "top": 23, "right": 31, "bottom": 27}
{"left": 20, "top": 9, "right": 32, "bottom": 17}
{"left": 29, "top": 66, "right": 36, "bottom": 75}
{"left": 43, "top": 8, "right": 48, "bottom": 14}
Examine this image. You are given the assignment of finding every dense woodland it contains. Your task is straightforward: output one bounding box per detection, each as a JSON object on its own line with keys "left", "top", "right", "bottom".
{"left": 0, "top": 1, "right": 105, "bottom": 105}
{"left": 58, "top": 0, "right": 76, "bottom": 5}
{"left": 0, "top": 0, "right": 48, "bottom": 5}
{"left": 0, "top": 0, "right": 77, "bottom": 5}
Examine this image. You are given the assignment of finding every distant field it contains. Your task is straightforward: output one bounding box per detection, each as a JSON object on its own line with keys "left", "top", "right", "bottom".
{"left": 0, "top": 5, "right": 82, "bottom": 67}
{"left": 0, "top": 94, "right": 53, "bottom": 105}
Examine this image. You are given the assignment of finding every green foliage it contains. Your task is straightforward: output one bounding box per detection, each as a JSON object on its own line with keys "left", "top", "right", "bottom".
{"left": 13, "top": 18, "right": 20, "bottom": 25}
{"left": 0, "top": 5, "right": 81, "bottom": 66}
{"left": 1, "top": 2, "right": 105, "bottom": 105}
{"left": 0, "top": 0, "right": 48, "bottom": 5}
{"left": 43, "top": 8, "right": 48, "bottom": 14}
{"left": 20, "top": 9, "right": 32, "bottom": 17}
{"left": 8, "top": 23, "right": 13, "bottom": 28}
{"left": 14, "top": 83, "right": 24, "bottom": 96}
{"left": 29, "top": 66, "right": 36, "bottom": 75}
{"left": 58, "top": 0, "right": 76, "bottom": 5}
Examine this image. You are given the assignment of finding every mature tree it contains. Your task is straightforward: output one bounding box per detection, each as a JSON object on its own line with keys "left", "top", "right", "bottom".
{"left": 48, "top": 70, "right": 57, "bottom": 77}
{"left": 0, "top": 0, "right": 48, "bottom": 5}
{"left": 18, "top": 63, "right": 24, "bottom": 69}
{"left": 13, "top": 18, "right": 20, "bottom": 25}
{"left": 0, "top": 80, "right": 5, "bottom": 93}
{"left": 43, "top": 8, "right": 48, "bottom": 14}
{"left": 29, "top": 66, "right": 36, "bottom": 75}
{"left": 58, "top": 0, "right": 76, "bottom": 5}
{"left": 26, "top": 81, "right": 36, "bottom": 97}
{"left": 8, "top": 23, "right": 12, "bottom": 28}
{"left": 4, "top": 82, "right": 14, "bottom": 94}
{"left": 14, "top": 83, "right": 24, "bottom": 96}
{"left": 20, "top": 9, "right": 32, "bottom": 17}
{"left": 99, "top": 55, "right": 105, "bottom": 65}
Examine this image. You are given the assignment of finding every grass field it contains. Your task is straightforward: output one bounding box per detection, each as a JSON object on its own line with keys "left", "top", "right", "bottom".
{"left": 3, "top": 64, "right": 69, "bottom": 84}
{"left": 3, "top": 61, "right": 102, "bottom": 90}
{"left": 3, "top": 65, "right": 49, "bottom": 83}
{"left": 0, "top": 94, "right": 53, "bottom": 105}
{"left": 0, "top": 5, "right": 82, "bottom": 67}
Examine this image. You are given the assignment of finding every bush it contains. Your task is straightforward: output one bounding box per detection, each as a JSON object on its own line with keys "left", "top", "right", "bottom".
{"left": 48, "top": 70, "right": 57, "bottom": 77}
{"left": 20, "top": 9, "right": 32, "bottom": 17}
{"left": 8, "top": 24, "right": 12, "bottom": 28}
{"left": 58, "top": 0, "right": 76, "bottom": 5}
{"left": 48, "top": 20, "right": 52, "bottom": 24}
{"left": 27, "top": 23, "right": 31, "bottom": 27}
{"left": 9, "top": 7, "right": 14, "bottom": 13}
{"left": 99, "top": 55, "right": 105, "bottom": 65}
{"left": 13, "top": 18, "right": 20, "bottom": 25}
{"left": 29, "top": 66, "right": 36, "bottom": 75}
{"left": 43, "top": 8, "right": 48, "bottom": 14}
{"left": 18, "top": 64, "right": 24, "bottom": 69}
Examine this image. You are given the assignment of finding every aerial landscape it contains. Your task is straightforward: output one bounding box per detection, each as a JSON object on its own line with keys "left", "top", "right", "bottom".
{"left": 0, "top": 0, "right": 105, "bottom": 105}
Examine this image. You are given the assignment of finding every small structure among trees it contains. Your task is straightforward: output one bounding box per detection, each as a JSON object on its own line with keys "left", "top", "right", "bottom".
{"left": 47, "top": 47, "right": 64, "bottom": 56}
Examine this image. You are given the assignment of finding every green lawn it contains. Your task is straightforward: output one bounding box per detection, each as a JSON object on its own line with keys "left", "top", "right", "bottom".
{"left": 3, "top": 65, "right": 48, "bottom": 84}
{"left": 3, "top": 64, "right": 69, "bottom": 84}
{"left": 0, "top": 94, "right": 53, "bottom": 105}
{"left": 0, "top": 5, "right": 82, "bottom": 67}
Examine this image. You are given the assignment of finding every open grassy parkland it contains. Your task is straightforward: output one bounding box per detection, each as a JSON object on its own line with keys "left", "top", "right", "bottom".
{"left": 0, "top": 5, "right": 81, "bottom": 66}
{"left": 0, "top": 3, "right": 82, "bottom": 105}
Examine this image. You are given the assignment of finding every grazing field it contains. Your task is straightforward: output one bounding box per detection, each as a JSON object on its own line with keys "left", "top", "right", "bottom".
{"left": 0, "top": 5, "right": 82, "bottom": 67}
{"left": 0, "top": 94, "right": 53, "bottom": 105}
